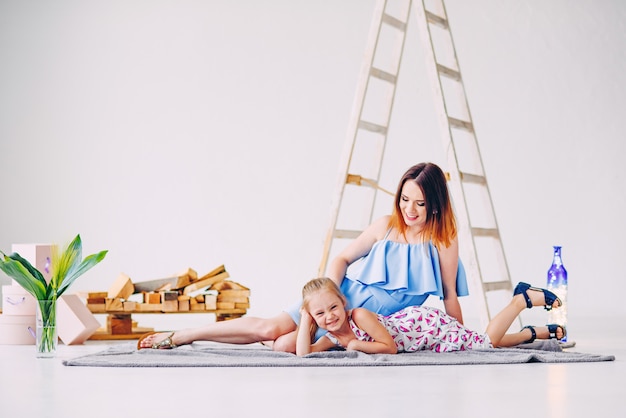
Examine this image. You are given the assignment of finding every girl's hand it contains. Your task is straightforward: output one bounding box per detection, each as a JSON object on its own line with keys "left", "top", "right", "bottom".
{"left": 345, "top": 337, "right": 360, "bottom": 351}
{"left": 299, "top": 307, "right": 313, "bottom": 325}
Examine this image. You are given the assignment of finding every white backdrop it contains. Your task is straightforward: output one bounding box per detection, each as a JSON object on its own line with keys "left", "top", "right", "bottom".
{"left": 1, "top": 0, "right": 624, "bottom": 335}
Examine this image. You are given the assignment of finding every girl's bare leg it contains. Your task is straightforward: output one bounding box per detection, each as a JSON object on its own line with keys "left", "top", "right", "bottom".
{"left": 138, "top": 312, "right": 296, "bottom": 349}
{"left": 485, "top": 288, "right": 561, "bottom": 347}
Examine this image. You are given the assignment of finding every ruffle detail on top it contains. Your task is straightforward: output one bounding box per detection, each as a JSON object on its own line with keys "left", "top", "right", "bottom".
{"left": 344, "top": 240, "right": 469, "bottom": 301}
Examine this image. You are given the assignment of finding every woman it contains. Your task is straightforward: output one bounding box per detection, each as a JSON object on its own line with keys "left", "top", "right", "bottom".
{"left": 138, "top": 162, "right": 469, "bottom": 352}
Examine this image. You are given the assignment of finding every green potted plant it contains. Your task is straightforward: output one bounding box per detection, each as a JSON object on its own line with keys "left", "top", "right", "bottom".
{"left": 0, "top": 234, "right": 107, "bottom": 357}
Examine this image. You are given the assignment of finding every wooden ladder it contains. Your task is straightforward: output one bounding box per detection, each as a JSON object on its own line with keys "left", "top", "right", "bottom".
{"left": 318, "top": 0, "right": 518, "bottom": 330}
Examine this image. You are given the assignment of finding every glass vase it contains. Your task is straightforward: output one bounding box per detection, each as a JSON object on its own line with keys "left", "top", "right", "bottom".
{"left": 35, "top": 298, "right": 58, "bottom": 358}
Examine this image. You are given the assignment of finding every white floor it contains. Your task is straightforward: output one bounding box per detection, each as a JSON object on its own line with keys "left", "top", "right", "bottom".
{"left": 0, "top": 316, "right": 623, "bottom": 418}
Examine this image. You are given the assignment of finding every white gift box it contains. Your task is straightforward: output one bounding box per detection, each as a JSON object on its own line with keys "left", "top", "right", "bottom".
{"left": 0, "top": 314, "right": 36, "bottom": 345}
{"left": 57, "top": 294, "right": 101, "bottom": 345}
{"left": 11, "top": 243, "right": 56, "bottom": 284}
{"left": 2, "top": 284, "right": 37, "bottom": 316}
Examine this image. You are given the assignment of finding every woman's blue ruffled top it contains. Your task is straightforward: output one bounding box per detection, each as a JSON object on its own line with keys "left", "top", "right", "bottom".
{"left": 340, "top": 239, "right": 469, "bottom": 315}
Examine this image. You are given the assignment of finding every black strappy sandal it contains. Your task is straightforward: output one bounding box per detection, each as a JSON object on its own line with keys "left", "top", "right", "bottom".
{"left": 521, "top": 324, "right": 566, "bottom": 344}
{"left": 521, "top": 325, "right": 537, "bottom": 344}
{"left": 513, "top": 282, "right": 562, "bottom": 311}
{"left": 547, "top": 324, "right": 567, "bottom": 340}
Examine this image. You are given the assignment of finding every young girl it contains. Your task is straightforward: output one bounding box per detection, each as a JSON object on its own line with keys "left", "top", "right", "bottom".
{"left": 296, "top": 277, "right": 566, "bottom": 356}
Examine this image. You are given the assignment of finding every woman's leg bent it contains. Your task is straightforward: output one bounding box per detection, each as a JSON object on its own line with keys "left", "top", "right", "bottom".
{"left": 486, "top": 287, "right": 563, "bottom": 347}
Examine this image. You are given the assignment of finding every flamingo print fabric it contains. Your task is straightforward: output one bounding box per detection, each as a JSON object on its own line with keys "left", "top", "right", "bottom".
{"left": 329, "top": 307, "right": 492, "bottom": 353}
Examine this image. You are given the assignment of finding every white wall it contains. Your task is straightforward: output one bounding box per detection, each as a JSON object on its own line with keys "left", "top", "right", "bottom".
{"left": 1, "top": 0, "right": 624, "bottom": 335}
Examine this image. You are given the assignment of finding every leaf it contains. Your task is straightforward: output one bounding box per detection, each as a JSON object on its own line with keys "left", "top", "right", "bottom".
{"left": 57, "top": 250, "right": 108, "bottom": 296}
{"left": 51, "top": 235, "right": 82, "bottom": 292}
{"left": 0, "top": 253, "right": 48, "bottom": 300}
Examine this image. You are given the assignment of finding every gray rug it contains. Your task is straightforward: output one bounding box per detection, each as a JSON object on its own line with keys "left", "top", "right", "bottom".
{"left": 62, "top": 340, "right": 615, "bottom": 367}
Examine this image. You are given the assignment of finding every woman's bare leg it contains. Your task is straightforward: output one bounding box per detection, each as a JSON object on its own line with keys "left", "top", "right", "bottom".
{"left": 486, "top": 288, "right": 561, "bottom": 347}
{"left": 138, "top": 312, "right": 296, "bottom": 349}
{"left": 271, "top": 330, "right": 298, "bottom": 353}
{"left": 497, "top": 325, "right": 566, "bottom": 347}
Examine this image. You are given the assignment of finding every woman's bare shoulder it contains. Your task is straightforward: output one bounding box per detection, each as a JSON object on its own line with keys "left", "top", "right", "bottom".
{"left": 366, "top": 215, "right": 392, "bottom": 236}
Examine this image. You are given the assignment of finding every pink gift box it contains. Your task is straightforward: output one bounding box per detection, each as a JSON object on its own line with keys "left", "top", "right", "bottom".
{"left": 2, "top": 285, "right": 36, "bottom": 316}
{"left": 0, "top": 314, "right": 36, "bottom": 345}
{"left": 57, "top": 294, "right": 101, "bottom": 345}
{"left": 11, "top": 243, "right": 56, "bottom": 283}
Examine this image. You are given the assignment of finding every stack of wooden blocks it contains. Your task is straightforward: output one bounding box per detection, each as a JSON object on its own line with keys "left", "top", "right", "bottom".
{"left": 85, "top": 264, "right": 251, "bottom": 338}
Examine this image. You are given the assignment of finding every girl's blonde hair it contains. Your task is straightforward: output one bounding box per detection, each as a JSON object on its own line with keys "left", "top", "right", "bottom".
{"left": 388, "top": 162, "right": 457, "bottom": 249}
{"left": 300, "top": 277, "right": 347, "bottom": 339}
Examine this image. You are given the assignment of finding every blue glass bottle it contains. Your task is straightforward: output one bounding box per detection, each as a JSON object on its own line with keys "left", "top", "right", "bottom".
{"left": 546, "top": 246, "right": 568, "bottom": 342}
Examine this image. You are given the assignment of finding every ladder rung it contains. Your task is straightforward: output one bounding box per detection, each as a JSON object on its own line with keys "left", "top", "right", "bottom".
{"left": 436, "top": 63, "right": 461, "bottom": 81}
{"left": 358, "top": 120, "right": 388, "bottom": 135}
{"left": 471, "top": 227, "right": 499, "bottom": 238}
{"left": 448, "top": 117, "right": 474, "bottom": 132}
{"left": 382, "top": 13, "right": 407, "bottom": 31}
{"left": 483, "top": 281, "right": 513, "bottom": 292}
{"left": 346, "top": 174, "right": 394, "bottom": 195}
{"left": 333, "top": 229, "right": 362, "bottom": 239}
{"left": 425, "top": 11, "right": 449, "bottom": 29}
{"left": 371, "top": 67, "right": 397, "bottom": 84}
{"left": 460, "top": 172, "right": 486, "bottom": 185}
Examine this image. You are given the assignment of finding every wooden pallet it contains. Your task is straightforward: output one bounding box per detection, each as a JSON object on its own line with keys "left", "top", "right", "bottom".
{"left": 88, "top": 309, "right": 247, "bottom": 340}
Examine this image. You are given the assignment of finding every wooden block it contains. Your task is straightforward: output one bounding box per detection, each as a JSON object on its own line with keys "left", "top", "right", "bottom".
{"left": 105, "top": 298, "right": 124, "bottom": 312}
{"left": 107, "top": 314, "right": 132, "bottom": 334}
{"left": 123, "top": 301, "right": 137, "bottom": 312}
{"left": 133, "top": 268, "right": 198, "bottom": 293}
{"left": 163, "top": 300, "right": 178, "bottom": 312}
{"left": 178, "top": 298, "right": 190, "bottom": 311}
{"left": 133, "top": 278, "right": 176, "bottom": 293}
{"left": 218, "top": 288, "right": 251, "bottom": 298}
{"left": 162, "top": 291, "right": 179, "bottom": 301}
{"left": 146, "top": 292, "right": 161, "bottom": 304}
{"left": 204, "top": 295, "right": 217, "bottom": 310}
{"left": 136, "top": 303, "right": 162, "bottom": 312}
{"left": 183, "top": 271, "right": 230, "bottom": 295}
{"left": 201, "top": 264, "right": 226, "bottom": 279}
{"left": 216, "top": 301, "right": 236, "bottom": 310}
{"left": 217, "top": 294, "right": 249, "bottom": 304}
{"left": 211, "top": 280, "right": 249, "bottom": 292}
{"left": 179, "top": 267, "right": 198, "bottom": 284}
{"left": 235, "top": 302, "right": 250, "bottom": 309}
{"left": 87, "top": 297, "right": 106, "bottom": 304}
{"left": 88, "top": 292, "right": 108, "bottom": 299}
{"left": 86, "top": 303, "right": 106, "bottom": 313}
{"left": 108, "top": 273, "right": 135, "bottom": 299}
{"left": 190, "top": 300, "right": 205, "bottom": 311}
